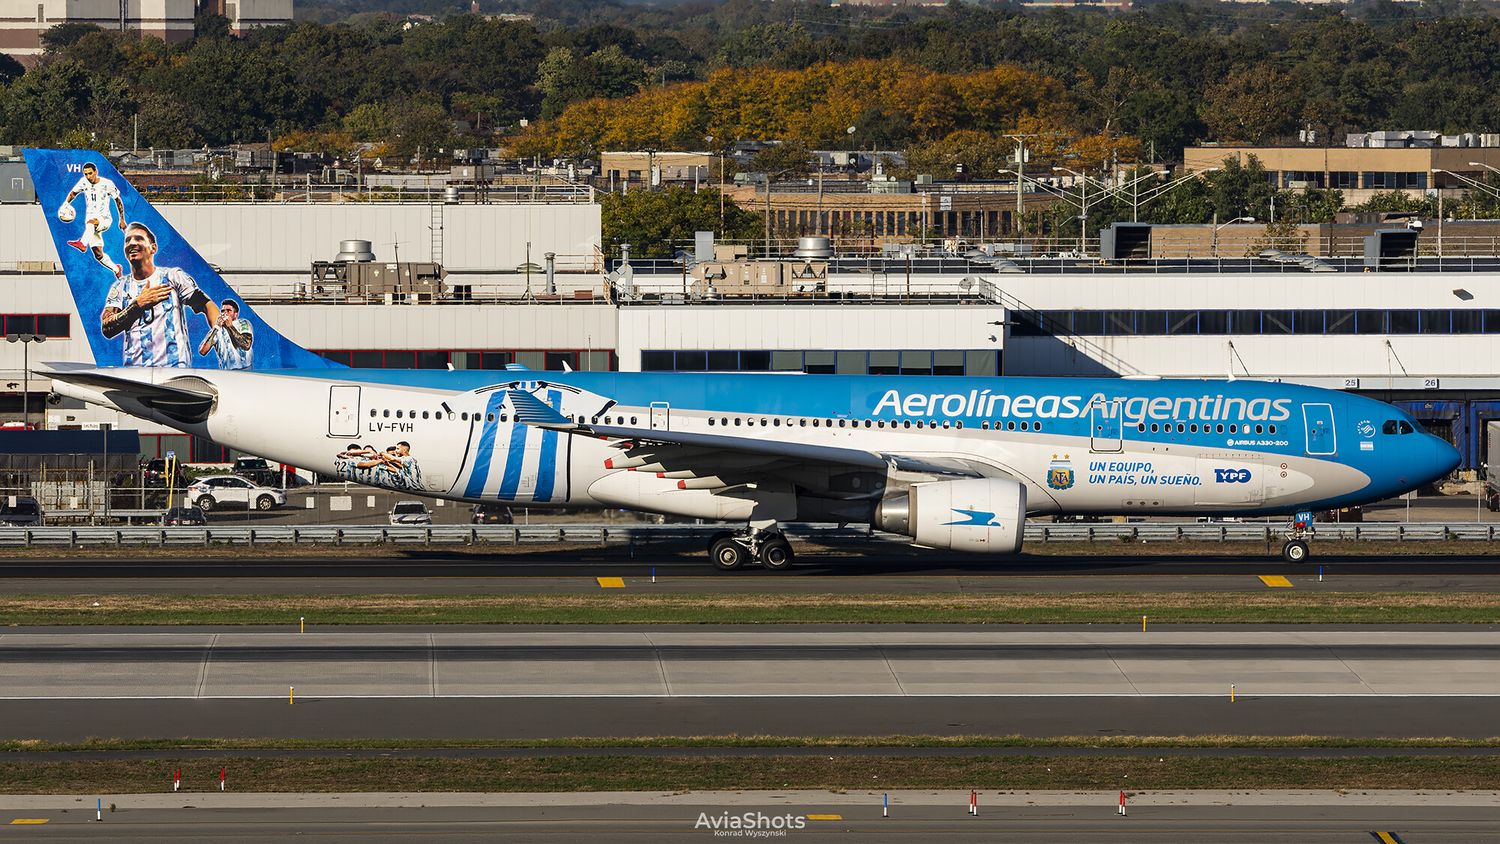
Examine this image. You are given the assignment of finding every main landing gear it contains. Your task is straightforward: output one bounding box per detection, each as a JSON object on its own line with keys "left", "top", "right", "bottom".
{"left": 708, "top": 529, "right": 795, "bottom": 572}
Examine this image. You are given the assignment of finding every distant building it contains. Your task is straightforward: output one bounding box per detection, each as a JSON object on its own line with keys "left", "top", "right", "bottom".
{"left": 600, "top": 152, "right": 719, "bottom": 190}
{"left": 0, "top": 0, "right": 292, "bottom": 60}
{"left": 199, "top": 0, "right": 293, "bottom": 35}
{"left": 1184, "top": 135, "right": 1500, "bottom": 204}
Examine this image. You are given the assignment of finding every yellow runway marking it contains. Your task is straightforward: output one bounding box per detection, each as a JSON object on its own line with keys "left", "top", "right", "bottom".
{"left": 806, "top": 814, "right": 843, "bottom": 821}
{"left": 9, "top": 819, "right": 49, "bottom": 824}
{"left": 1374, "top": 832, "right": 1402, "bottom": 844}
{"left": 596, "top": 577, "right": 625, "bottom": 588}
{"left": 1258, "top": 575, "right": 1294, "bottom": 588}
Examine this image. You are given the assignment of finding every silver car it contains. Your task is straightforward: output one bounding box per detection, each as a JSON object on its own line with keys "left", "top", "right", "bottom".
{"left": 389, "top": 500, "right": 432, "bottom": 525}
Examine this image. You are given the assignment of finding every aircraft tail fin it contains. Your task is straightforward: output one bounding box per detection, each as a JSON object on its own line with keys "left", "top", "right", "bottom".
{"left": 22, "top": 148, "right": 339, "bottom": 371}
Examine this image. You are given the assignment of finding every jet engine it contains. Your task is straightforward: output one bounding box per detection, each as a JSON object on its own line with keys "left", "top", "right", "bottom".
{"left": 874, "top": 477, "right": 1026, "bottom": 554}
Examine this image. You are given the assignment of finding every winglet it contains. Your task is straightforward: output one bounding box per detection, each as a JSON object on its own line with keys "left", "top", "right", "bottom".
{"left": 507, "top": 389, "right": 576, "bottom": 430}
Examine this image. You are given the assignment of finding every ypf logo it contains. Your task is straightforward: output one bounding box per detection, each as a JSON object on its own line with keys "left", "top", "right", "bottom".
{"left": 1213, "top": 468, "right": 1252, "bottom": 484}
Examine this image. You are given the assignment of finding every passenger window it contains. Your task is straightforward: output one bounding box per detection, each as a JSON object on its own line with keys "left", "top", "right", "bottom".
{"left": 487, "top": 413, "right": 495, "bottom": 422}
{"left": 1190, "top": 424, "right": 1197, "bottom": 433}
{"left": 1216, "top": 424, "right": 1225, "bottom": 433}
{"left": 1006, "top": 421, "right": 1015, "bottom": 431}
{"left": 396, "top": 410, "right": 403, "bottom": 418}
{"left": 422, "top": 411, "right": 429, "bottom": 419}
{"left": 383, "top": 410, "right": 390, "bottom": 418}
{"left": 1269, "top": 425, "right": 1277, "bottom": 434}
{"left": 369, "top": 409, "right": 376, "bottom": 417}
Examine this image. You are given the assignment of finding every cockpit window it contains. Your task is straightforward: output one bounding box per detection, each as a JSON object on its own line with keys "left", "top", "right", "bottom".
{"left": 1399, "top": 420, "right": 1415, "bottom": 435}
{"left": 1383, "top": 420, "right": 1416, "bottom": 435}
{"left": 1383, "top": 420, "right": 1399, "bottom": 435}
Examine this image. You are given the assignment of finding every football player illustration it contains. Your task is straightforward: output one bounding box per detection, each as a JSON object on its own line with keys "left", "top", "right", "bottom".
{"left": 59, "top": 162, "right": 126, "bottom": 279}
{"left": 198, "top": 298, "right": 254, "bottom": 370}
{"left": 99, "top": 222, "right": 220, "bottom": 367}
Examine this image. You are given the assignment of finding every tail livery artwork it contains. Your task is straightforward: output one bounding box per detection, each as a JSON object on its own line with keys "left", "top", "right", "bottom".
{"left": 28, "top": 148, "right": 1461, "bottom": 569}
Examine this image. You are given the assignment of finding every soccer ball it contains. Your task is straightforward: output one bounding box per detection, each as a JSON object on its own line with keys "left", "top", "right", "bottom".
{"left": 57, "top": 204, "right": 75, "bottom": 223}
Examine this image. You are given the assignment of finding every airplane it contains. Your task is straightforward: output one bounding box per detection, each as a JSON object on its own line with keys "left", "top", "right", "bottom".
{"left": 24, "top": 148, "right": 1460, "bottom": 569}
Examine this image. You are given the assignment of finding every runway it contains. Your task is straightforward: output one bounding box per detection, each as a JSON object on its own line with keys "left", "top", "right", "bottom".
{"left": 2, "top": 626, "right": 1498, "bottom": 740}
{"left": 1, "top": 791, "right": 1497, "bottom": 842}
{"left": 5, "top": 550, "right": 1500, "bottom": 593}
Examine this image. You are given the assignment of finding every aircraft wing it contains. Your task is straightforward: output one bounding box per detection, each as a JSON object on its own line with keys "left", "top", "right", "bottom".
{"left": 507, "top": 389, "right": 984, "bottom": 484}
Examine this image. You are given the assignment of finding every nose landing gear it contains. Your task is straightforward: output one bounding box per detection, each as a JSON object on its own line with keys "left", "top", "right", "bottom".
{"left": 1280, "top": 511, "right": 1314, "bottom": 564}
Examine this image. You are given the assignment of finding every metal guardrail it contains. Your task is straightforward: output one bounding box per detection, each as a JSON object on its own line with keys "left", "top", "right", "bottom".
{"left": 0, "top": 522, "right": 1497, "bottom": 548}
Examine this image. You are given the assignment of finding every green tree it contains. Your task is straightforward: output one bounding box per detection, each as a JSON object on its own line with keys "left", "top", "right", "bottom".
{"left": 389, "top": 95, "right": 452, "bottom": 165}
{"left": 1200, "top": 67, "right": 1300, "bottom": 144}
{"left": 343, "top": 103, "right": 392, "bottom": 142}
{"left": 0, "top": 59, "right": 92, "bottom": 145}
{"left": 600, "top": 187, "right": 762, "bottom": 259}
{"left": 1352, "top": 191, "right": 1436, "bottom": 216}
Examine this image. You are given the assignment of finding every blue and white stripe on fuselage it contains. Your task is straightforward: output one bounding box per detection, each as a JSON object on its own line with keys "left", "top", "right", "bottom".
{"left": 455, "top": 387, "right": 571, "bottom": 504}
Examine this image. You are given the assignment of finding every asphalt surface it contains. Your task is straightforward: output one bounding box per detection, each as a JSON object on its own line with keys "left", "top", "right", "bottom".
{"left": 1, "top": 627, "right": 1497, "bottom": 740}
{"left": 5, "top": 549, "right": 1500, "bottom": 593}
{"left": 1, "top": 793, "right": 1496, "bottom": 842}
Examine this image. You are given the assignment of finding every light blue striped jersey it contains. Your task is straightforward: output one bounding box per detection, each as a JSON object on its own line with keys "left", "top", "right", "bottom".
{"left": 103, "top": 266, "right": 200, "bottom": 367}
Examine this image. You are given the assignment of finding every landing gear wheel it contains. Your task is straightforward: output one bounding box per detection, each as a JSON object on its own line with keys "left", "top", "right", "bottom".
{"left": 758, "top": 536, "right": 795, "bottom": 572}
{"left": 710, "top": 536, "right": 748, "bottom": 571}
{"left": 1282, "top": 540, "right": 1309, "bottom": 564}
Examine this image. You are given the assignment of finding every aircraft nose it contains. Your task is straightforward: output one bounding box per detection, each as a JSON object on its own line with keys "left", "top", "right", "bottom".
{"left": 1425, "top": 435, "right": 1461, "bottom": 483}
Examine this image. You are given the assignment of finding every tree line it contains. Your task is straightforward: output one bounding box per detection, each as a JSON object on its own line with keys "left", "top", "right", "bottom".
{"left": 10, "top": 1, "right": 1500, "bottom": 159}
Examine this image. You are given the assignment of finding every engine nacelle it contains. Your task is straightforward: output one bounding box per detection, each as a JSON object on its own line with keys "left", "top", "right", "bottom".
{"left": 874, "top": 477, "right": 1026, "bottom": 554}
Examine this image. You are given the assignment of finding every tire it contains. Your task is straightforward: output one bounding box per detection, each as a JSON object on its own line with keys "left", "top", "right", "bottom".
{"left": 1282, "top": 540, "right": 1309, "bottom": 564}
{"left": 710, "top": 536, "right": 747, "bottom": 571}
{"left": 758, "top": 537, "right": 795, "bottom": 572}
{"left": 255, "top": 495, "right": 275, "bottom": 511}
{"left": 196, "top": 495, "right": 215, "bottom": 513}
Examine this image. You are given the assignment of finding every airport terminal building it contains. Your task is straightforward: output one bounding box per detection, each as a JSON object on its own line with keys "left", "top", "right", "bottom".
{"left": 5, "top": 190, "right": 1500, "bottom": 474}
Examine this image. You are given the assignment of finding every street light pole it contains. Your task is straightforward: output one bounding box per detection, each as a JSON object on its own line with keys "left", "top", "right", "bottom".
{"left": 5, "top": 332, "right": 46, "bottom": 429}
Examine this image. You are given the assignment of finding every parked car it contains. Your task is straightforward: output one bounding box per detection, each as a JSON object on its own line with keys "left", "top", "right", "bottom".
{"left": 141, "top": 458, "right": 188, "bottom": 489}
{"left": 161, "top": 506, "right": 208, "bottom": 526}
{"left": 389, "top": 500, "right": 433, "bottom": 525}
{"left": 470, "top": 503, "right": 514, "bottom": 525}
{"left": 0, "top": 496, "right": 43, "bottom": 527}
{"left": 186, "top": 475, "right": 287, "bottom": 512}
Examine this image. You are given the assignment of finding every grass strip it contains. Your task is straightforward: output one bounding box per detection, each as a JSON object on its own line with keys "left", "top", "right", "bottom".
{"left": 5, "top": 735, "right": 1500, "bottom": 753}
{"left": 2, "top": 755, "right": 1499, "bottom": 793}
{"left": 4, "top": 592, "right": 1500, "bottom": 625}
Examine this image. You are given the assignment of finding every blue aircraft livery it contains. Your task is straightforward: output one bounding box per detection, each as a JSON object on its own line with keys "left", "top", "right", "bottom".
{"left": 25, "top": 147, "right": 1462, "bottom": 568}
{"left": 24, "top": 148, "right": 336, "bottom": 371}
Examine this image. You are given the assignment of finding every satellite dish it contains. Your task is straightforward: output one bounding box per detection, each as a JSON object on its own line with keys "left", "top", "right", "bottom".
{"left": 959, "top": 277, "right": 975, "bottom": 290}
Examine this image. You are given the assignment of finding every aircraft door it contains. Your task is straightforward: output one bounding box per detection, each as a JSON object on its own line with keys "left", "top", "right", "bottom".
{"left": 1090, "top": 399, "right": 1123, "bottom": 453}
{"left": 650, "top": 402, "right": 670, "bottom": 430}
{"left": 328, "top": 385, "right": 360, "bottom": 437}
{"left": 1303, "top": 403, "right": 1337, "bottom": 455}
